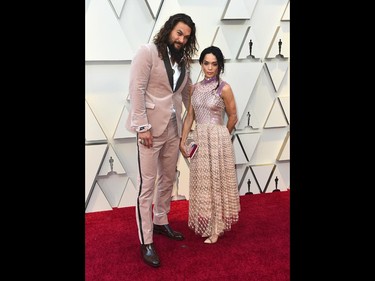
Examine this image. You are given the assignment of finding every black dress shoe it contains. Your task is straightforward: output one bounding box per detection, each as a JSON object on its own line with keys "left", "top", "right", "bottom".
{"left": 153, "top": 224, "right": 184, "bottom": 240}
{"left": 140, "top": 243, "right": 160, "bottom": 267}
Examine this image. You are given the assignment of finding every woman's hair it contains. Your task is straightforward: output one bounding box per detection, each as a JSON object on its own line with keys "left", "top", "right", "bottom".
{"left": 153, "top": 13, "right": 198, "bottom": 68}
{"left": 199, "top": 46, "right": 225, "bottom": 89}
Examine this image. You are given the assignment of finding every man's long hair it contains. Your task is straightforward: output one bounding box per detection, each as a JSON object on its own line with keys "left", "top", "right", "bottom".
{"left": 153, "top": 13, "right": 198, "bottom": 68}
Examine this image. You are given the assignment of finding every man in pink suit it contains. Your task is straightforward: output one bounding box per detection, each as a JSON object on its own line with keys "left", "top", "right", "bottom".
{"left": 126, "top": 13, "right": 198, "bottom": 268}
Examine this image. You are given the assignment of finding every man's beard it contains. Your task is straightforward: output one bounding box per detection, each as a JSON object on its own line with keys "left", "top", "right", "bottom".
{"left": 168, "top": 43, "right": 184, "bottom": 64}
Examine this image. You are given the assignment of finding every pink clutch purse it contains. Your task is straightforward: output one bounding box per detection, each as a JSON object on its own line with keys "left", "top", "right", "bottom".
{"left": 188, "top": 142, "right": 198, "bottom": 158}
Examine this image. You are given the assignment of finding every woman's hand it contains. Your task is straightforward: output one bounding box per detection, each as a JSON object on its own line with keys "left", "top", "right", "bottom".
{"left": 179, "top": 140, "right": 189, "bottom": 158}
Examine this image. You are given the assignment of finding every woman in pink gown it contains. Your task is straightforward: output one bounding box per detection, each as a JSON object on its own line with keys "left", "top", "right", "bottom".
{"left": 179, "top": 46, "right": 240, "bottom": 244}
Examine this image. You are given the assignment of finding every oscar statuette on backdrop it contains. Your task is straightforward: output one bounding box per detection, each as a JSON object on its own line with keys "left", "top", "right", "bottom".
{"left": 245, "top": 111, "right": 252, "bottom": 129}
{"left": 171, "top": 167, "right": 186, "bottom": 201}
{"left": 245, "top": 178, "right": 253, "bottom": 195}
{"left": 272, "top": 176, "right": 280, "bottom": 192}
{"left": 276, "top": 39, "right": 284, "bottom": 59}
{"left": 108, "top": 156, "right": 117, "bottom": 175}
{"left": 247, "top": 39, "right": 255, "bottom": 59}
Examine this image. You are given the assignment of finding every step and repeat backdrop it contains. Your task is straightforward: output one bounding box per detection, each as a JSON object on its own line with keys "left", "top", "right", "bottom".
{"left": 85, "top": 0, "right": 290, "bottom": 213}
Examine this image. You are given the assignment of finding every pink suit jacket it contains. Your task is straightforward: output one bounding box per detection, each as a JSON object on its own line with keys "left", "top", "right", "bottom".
{"left": 126, "top": 43, "right": 191, "bottom": 137}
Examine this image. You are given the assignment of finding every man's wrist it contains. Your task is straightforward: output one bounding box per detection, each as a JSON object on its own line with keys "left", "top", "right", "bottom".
{"left": 136, "top": 124, "right": 152, "bottom": 133}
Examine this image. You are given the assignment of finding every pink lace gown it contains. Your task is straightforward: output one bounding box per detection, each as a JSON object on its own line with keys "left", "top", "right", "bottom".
{"left": 188, "top": 77, "right": 240, "bottom": 238}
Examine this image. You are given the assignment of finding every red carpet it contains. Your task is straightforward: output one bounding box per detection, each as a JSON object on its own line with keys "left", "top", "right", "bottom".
{"left": 85, "top": 191, "right": 289, "bottom": 281}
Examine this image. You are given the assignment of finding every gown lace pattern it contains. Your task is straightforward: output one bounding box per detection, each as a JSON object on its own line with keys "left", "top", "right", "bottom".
{"left": 188, "top": 77, "right": 240, "bottom": 237}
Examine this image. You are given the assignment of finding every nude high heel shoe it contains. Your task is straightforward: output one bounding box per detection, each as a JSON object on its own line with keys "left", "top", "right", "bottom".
{"left": 204, "top": 234, "right": 219, "bottom": 244}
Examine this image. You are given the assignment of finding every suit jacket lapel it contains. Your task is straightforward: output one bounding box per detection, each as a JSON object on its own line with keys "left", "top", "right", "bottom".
{"left": 175, "top": 61, "right": 185, "bottom": 92}
{"left": 163, "top": 52, "right": 186, "bottom": 93}
{"left": 162, "top": 54, "right": 174, "bottom": 91}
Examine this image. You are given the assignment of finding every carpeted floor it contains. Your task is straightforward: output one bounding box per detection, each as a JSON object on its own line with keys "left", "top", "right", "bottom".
{"left": 85, "top": 191, "right": 290, "bottom": 281}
